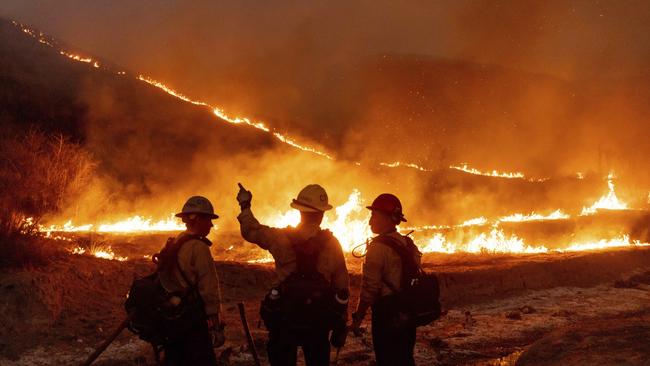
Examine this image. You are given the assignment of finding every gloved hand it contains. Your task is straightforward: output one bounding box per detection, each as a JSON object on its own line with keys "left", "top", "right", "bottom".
{"left": 207, "top": 314, "right": 226, "bottom": 348}
{"left": 350, "top": 311, "right": 365, "bottom": 336}
{"left": 237, "top": 183, "right": 252, "bottom": 209}
{"left": 330, "top": 324, "right": 348, "bottom": 348}
{"left": 330, "top": 308, "right": 348, "bottom": 348}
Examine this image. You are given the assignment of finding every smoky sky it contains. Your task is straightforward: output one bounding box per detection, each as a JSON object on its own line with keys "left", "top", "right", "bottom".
{"left": 2, "top": 0, "right": 650, "bottom": 185}
{"left": 3, "top": 1, "right": 650, "bottom": 79}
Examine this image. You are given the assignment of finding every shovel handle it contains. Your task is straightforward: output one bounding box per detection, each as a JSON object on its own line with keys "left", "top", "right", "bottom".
{"left": 81, "top": 313, "right": 133, "bottom": 366}
{"left": 237, "top": 302, "right": 261, "bottom": 366}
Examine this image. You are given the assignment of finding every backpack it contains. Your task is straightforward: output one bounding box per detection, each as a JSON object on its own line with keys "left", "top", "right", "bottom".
{"left": 124, "top": 234, "right": 208, "bottom": 345}
{"left": 374, "top": 234, "right": 441, "bottom": 329}
{"left": 261, "top": 230, "right": 338, "bottom": 336}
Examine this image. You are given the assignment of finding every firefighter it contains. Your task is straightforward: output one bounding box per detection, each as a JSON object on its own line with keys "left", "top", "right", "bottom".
{"left": 236, "top": 183, "right": 350, "bottom": 366}
{"left": 158, "top": 196, "right": 225, "bottom": 365}
{"left": 350, "top": 193, "right": 421, "bottom": 366}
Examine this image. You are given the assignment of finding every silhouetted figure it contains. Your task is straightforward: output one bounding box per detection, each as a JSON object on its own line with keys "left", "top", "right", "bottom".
{"left": 237, "top": 183, "right": 349, "bottom": 366}
{"left": 351, "top": 193, "right": 422, "bottom": 366}
{"left": 158, "top": 196, "right": 225, "bottom": 365}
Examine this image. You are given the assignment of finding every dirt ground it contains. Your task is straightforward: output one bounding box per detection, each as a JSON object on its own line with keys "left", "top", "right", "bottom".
{"left": 2, "top": 240, "right": 650, "bottom": 365}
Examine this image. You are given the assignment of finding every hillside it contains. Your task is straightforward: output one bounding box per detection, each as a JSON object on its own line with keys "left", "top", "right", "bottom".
{"left": 1, "top": 18, "right": 647, "bottom": 233}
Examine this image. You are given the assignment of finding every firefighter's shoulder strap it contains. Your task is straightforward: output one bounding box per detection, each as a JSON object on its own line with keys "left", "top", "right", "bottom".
{"left": 288, "top": 229, "right": 332, "bottom": 274}
{"left": 153, "top": 234, "right": 211, "bottom": 291}
{"left": 372, "top": 234, "right": 422, "bottom": 291}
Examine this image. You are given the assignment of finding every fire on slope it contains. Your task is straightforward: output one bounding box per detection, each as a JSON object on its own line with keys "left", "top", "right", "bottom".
{"left": 581, "top": 172, "right": 628, "bottom": 215}
{"left": 40, "top": 174, "right": 649, "bottom": 261}
{"left": 13, "top": 20, "right": 548, "bottom": 178}
{"left": 12, "top": 20, "right": 650, "bottom": 260}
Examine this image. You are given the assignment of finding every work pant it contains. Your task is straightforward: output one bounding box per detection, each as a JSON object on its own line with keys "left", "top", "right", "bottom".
{"left": 163, "top": 321, "right": 216, "bottom": 366}
{"left": 267, "top": 328, "right": 330, "bottom": 366}
{"left": 371, "top": 304, "right": 416, "bottom": 366}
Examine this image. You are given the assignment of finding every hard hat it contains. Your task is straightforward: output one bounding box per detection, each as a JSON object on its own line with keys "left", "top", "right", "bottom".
{"left": 290, "top": 184, "right": 333, "bottom": 212}
{"left": 366, "top": 193, "right": 407, "bottom": 222}
{"left": 175, "top": 196, "right": 219, "bottom": 218}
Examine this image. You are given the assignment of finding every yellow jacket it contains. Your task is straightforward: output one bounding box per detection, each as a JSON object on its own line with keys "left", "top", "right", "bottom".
{"left": 158, "top": 233, "right": 222, "bottom": 316}
{"left": 238, "top": 208, "right": 349, "bottom": 293}
{"left": 360, "top": 231, "right": 422, "bottom": 305}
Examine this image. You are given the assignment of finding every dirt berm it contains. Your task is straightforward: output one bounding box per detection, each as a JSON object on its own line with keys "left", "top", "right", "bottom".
{"left": 1, "top": 247, "right": 650, "bottom": 362}
{"left": 427, "top": 247, "right": 650, "bottom": 307}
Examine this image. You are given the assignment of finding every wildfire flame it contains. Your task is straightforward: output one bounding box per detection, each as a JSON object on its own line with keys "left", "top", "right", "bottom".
{"left": 13, "top": 20, "right": 650, "bottom": 258}
{"left": 264, "top": 189, "right": 371, "bottom": 252}
{"left": 417, "top": 231, "right": 650, "bottom": 254}
{"left": 379, "top": 162, "right": 431, "bottom": 172}
{"left": 137, "top": 75, "right": 334, "bottom": 159}
{"left": 41, "top": 214, "right": 184, "bottom": 234}
{"left": 15, "top": 20, "right": 559, "bottom": 181}
{"left": 70, "top": 245, "right": 128, "bottom": 261}
{"left": 449, "top": 163, "right": 548, "bottom": 182}
{"left": 39, "top": 189, "right": 648, "bottom": 258}
{"left": 460, "top": 217, "right": 489, "bottom": 227}
{"left": 416, "top": 227, "right": 548, "bottom": 254}
{"left": 581, "top": 172, "right": 628, "bottom": 215}
{"left": 558, "top": 235, "right": 642, "bottom": 252}
{"left": 498, "top": 210, "right": 570, "bottom": 223}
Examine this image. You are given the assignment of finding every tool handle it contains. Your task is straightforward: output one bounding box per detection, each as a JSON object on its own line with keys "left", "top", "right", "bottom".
{"left": 237, "top": 302, "right": 261, "bottom": 366}
{"left": 81, "top": 313, "right": 133, "bottom": 366}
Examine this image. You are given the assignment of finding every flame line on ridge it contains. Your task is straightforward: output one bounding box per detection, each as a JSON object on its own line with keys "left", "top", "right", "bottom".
{"left": 13, "top": 20, "right": 554, "bottom": 178}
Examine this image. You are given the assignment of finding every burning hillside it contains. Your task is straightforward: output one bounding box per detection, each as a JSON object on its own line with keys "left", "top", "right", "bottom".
{"left": 2, "top": 19, "right": 648, "bottom": 260}
{"left": 3, "top": 3, "right": 650, "bottom": 365}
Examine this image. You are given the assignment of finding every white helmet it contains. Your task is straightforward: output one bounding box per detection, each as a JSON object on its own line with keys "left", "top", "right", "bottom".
{"left": 175, "top": 196, "right": 219, "bottom": 218}
{"left": 290, "top": 184, "right": 333, "bottom": 212}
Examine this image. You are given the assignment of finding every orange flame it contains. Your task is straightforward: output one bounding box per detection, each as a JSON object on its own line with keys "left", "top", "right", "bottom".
{"left": 14, "top": 21, "right": 650, "bottom": 257}
{"left": 264, "top": 189, "right": 371, "bottom": 252}
{"left": 379, "top": 162, "right": 431, "bottom": 172}
{"left": 498, "top": 210, "right": 570, "bottom": 223}
{"left": 417, "top": 228, "right": 548, "bottom": 254}
{"left": 41, "top": 214, "right": 185, "bottom": 234}
{"left": 70, "top": 245, "right": 128, "bottom": 261}
{"left": 581, "top": 172, "right": 628, "bottom": 215}
{"left": 449, "top": 163, "right": 548, "bottom": 182}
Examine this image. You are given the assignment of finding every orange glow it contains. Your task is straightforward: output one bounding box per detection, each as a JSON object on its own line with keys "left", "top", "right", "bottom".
{"left": 246, "top": 254, "right": 274, "bottom": 264}
{"left": 13, "top": 21, "right": 650, "bottom": 258}
{"left": 581, "top": 172, "right": 628, "bottom": 215}
{"left": 449, "top": 163, "right": 548, "bottom": 182}
{"left": 264, "top": 189, "right": 371, "bottom": 252}
{"left": 559, "top": 235, "right": 649, "bottom": 252}
{"left": 498, "top": 210, "right": 570, "bottom": 223}
{"left": 137, "top": 75, "right": 209, "bottom": 106}
{"left": 416, "top": 230, "right": 649, "bottom": 254}
{"left": 417, "top": 228, "right": 549, "bottom": 254}
{"left": 459, "top": 217, "right": 489, "bottom": 227}
{"left": 70, "top": 246, "right": 128, "bottom": 261}
{"left": 379, "top": 161, "right": 431, "bottom": 172}
{"left": 14, "top": 21, "right": 55, "bottom": 47}
{"left": 61, "top": 52, "right": 92, "bottom": 63}
{"left": 41, "top": 214, "right": 185, "bottom": 234}
{"left": 136, "top": 75, "right": 334, "bottom": 159}
{"left": 212, "top": 107, "right": 270, "bottom": 131}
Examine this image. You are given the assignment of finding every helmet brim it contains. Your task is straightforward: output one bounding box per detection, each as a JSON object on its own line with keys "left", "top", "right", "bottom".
{"left": 365, "top": 206, "right": 407, "bottom": 222}
{"left": 175, "top": 212, "right": 219, "bottom": 219}
{"left": 291, "top": 199, "right": 332, "bottom": 212}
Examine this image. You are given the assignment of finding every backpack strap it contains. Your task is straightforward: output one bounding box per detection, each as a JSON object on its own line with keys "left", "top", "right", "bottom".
{"left": 373, "top": 234, "right": 421, "bottom": 292}
{"left": 171, "top": 234, "right": 212, "bottom": 295}
{"left": 289, "top": 229, "right": 331, "bottom": 275}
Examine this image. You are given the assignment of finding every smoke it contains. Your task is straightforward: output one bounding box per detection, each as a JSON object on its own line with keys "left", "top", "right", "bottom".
{"left": 2, "top": 1, "right": 650, "bottom": 228}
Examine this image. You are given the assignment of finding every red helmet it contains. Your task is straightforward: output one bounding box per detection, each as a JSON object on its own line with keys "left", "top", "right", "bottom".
{"left": 366, "top": 193, "right": 407, "bottom": 222}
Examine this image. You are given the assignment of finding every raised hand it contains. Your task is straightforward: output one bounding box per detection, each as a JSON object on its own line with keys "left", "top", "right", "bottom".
{"left": 237, "top": 183, "right": 252, "bottom": 209}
